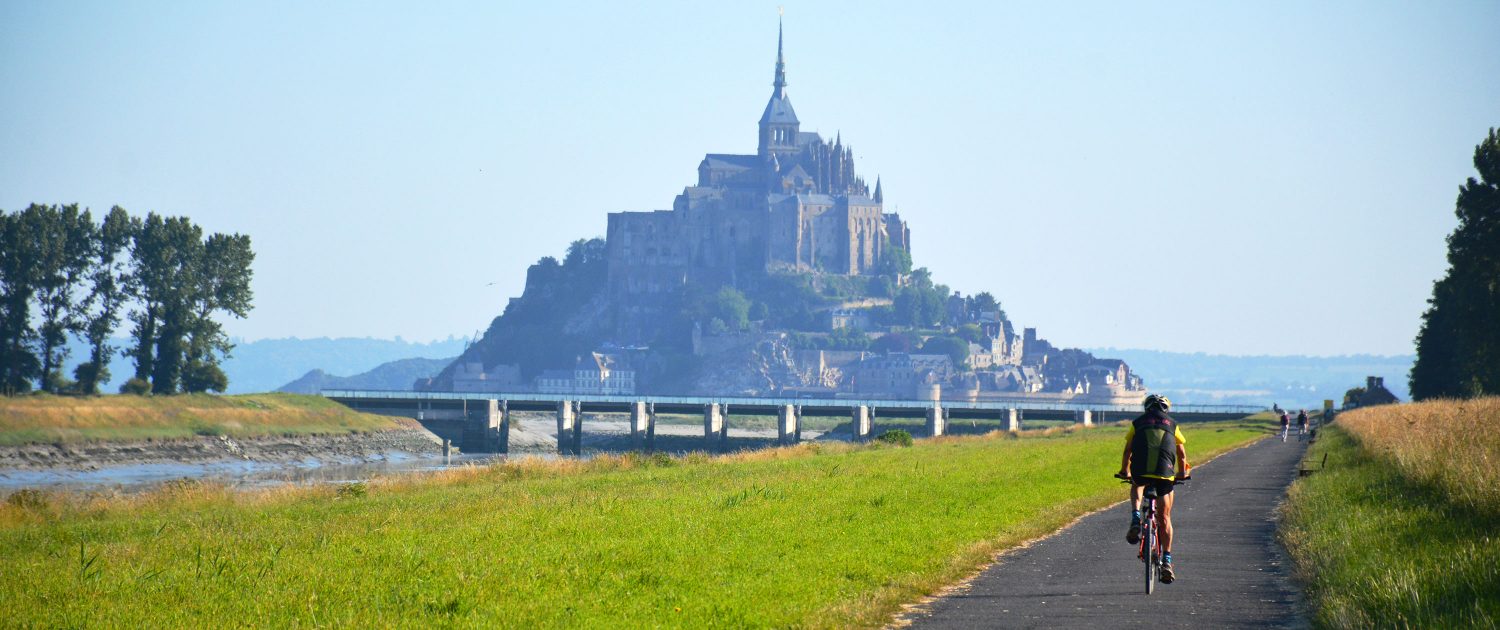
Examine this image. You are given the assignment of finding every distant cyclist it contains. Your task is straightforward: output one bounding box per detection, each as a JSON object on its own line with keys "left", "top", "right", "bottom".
{"left": 1279, "top": 411, "right": 1291, "bottom": 442}
{"left": 1296, "top": 410, "right": 1309, "bottom": 438}
{"left": 1118, "top": 393, "right": 1190, "bottom": 583}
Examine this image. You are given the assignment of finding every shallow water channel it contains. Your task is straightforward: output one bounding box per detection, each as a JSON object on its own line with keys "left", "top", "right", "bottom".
{"left": 0, "top": 451, "right": 521, "bottom": 493}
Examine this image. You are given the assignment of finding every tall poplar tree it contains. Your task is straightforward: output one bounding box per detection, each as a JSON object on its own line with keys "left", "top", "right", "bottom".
{"left": 0, "top": 207, "right": 44, "bottom": 394}
{"left": 75, "top": 207, "right": 137, "bottom": 394}
{"left": 1411, "top": 128, "right": 1500, "bottom": 399}
{"left": 32, "top": 204, "right": 96, "bottom": 392}
{"left": 181, "top": 232, "right": 254, "bottom": 393}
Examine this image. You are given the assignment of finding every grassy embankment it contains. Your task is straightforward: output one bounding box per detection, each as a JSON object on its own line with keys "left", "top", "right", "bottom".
{"left": 1280, "top": 399, "right": 1500, "bottom": 628}
{"left": 0, "top": 393, "right": 404, "bottom": 447}
{"left": 1, "top": 417, "right": 1270, "bottom": 627}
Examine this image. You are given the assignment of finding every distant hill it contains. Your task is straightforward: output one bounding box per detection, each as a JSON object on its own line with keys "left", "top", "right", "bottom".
{"left": 277, "top": 357, "right": 456, "bottom": 394}
{"left": 59, "top": 336, "right": 469, "bottom": 394}
{"left": 1088, "top": 349, "right": 1414, "bottom": 408}
{"left": 222, "top": 337, "right": 468, "bottom": 393}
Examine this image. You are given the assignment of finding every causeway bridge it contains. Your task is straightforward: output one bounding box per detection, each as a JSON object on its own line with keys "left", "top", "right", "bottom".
{"left": 321, "top": 389, "right": 1261, "bottom": 455}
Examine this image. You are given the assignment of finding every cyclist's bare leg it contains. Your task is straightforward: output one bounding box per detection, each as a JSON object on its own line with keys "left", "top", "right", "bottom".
{"left": 1159, "top": 491, "right": 1174, "bottom": 553}
{"left": 1130, "top": 483, "right": 1143, "bottom": 511}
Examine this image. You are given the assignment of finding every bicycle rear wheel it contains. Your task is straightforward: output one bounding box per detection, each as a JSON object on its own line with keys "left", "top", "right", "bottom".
{"left": 1143, "top": 522, "right": 1156, "bottom": 594}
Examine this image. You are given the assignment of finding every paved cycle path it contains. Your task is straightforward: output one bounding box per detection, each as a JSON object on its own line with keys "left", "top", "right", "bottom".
{"left": 906, "top": 435, "right": 1310, "bottom": 629}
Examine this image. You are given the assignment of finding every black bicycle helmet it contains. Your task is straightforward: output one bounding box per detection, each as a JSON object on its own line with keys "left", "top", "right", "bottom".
{"left": 1143, "top": 393, "right": 1172, "bottom": 411}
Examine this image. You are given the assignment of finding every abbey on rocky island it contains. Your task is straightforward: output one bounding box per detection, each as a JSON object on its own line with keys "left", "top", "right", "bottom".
{"left": 605, "top": 21, "right": 910, "bottom": 296}
{"left": 425, "top": 21, "right": 1146, "bottom": 406}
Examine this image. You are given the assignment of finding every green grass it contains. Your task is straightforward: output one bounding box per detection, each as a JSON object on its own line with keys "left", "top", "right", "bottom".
{"left": 0, "top": 419, "right": 1267, "bottom": 628}
{"left": 0, "top": 393, "right": 404, "bottom": 446}
{"left": 1279, "top": 424, "right": 1500, "bottom": 628}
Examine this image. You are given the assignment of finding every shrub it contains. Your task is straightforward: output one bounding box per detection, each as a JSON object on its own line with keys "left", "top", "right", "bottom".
{"left": 5, "top": 489, "right": 48, "bottom": 511}
{"left": 337, "top": 482, "right": 369, "bottom": 499}
{"left": 875, "top": 429, "right": 913, "bottom": 447}
{"left": 119, "top": 378, "right": 152, "bottom": 395}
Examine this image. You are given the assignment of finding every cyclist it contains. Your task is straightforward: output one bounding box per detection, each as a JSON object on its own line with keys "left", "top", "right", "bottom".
{"left": 1118, "top": 393, "right": 1190, "bottom": 583}
{"left": 1296, "top": 410, "right": 1309, "bottom": 438}
{"left": 1279, "top": 411, "right": 1291, "bottom": 442}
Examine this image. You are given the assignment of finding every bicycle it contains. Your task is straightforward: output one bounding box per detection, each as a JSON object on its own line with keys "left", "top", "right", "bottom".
{"left": 1116, "top": 474, "right": 1188, "bottom": 594}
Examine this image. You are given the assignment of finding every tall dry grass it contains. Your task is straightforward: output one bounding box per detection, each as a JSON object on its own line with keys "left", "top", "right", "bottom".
{"left": 1336, "top": 397, "right": 1500, "bottom": 517}
{"left": 0, "top": 393, "right": 401, "bottom": 445}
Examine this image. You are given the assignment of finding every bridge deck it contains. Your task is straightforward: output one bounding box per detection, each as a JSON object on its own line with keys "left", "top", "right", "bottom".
{"left": 321, "top": 389, "right": 1259, "bottom": 420}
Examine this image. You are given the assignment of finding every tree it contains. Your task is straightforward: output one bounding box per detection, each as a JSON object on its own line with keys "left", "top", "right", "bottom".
{"left": 871, "top": 331, "right": 920, "bottom": 353}
{"left": 128, "top": 214, "right": 204, "bottom": 394}
{"left": 685, "top": 286, "right": 750, "bottom": 332}
{"left": 31, "top": 204, "right": 95, "bottom": 392}
{"left": 127, "top": 214, "right": 256, "bottom": 394}
{"left": 920, "top": 335, "right": 970, "bottom": 368}
{"left": 1411, "top": 128, "right": 1500, "bottom": 399}
{"left": 878, "top": 246, "right": 912, "bottom": 277}
{"left": 74, "top": 207, "right": 137, "bottom": 394}
{"left": 0, "top": 207, "right": 45, "bottom": 394}
{"left": 181, "top": 233, "right": 254, "bottom": 393}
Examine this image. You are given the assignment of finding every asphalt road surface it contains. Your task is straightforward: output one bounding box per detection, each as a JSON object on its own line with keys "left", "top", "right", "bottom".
{"left": 906, "top": 435, "right": 1310, "bottom": 629}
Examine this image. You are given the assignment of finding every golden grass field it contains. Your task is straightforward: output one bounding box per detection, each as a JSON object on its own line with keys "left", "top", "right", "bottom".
{"left": 0, "top": 393, "right": 404, "bottom": 446}
{"left": 1337, "top": 397, "right": 1500, "bottom": 517}
{"left": 1281, "top": 398, "right": 1500, "bottom": 628}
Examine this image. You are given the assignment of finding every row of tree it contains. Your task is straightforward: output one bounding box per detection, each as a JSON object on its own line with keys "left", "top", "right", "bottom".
{"left": 1410, "top": 128, "right": 1500, "bottom": 400}
{"left": 0, "top": 204, "right": 254, "bottom": 396}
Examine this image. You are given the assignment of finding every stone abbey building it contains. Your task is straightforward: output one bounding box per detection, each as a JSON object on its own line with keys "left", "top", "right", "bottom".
{"left": 605, "top": 23, "right": 911, "bottom": 296}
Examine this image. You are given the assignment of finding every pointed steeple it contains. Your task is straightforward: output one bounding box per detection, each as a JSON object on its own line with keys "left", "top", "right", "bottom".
{"left": 773, "top": 17, "right": 787, "bottom": 98}
{"left": 874, "top": 177, "right": 884, "bottom": 204}
{"left": 758, "top": 16, "right": 800, "bottom": 157}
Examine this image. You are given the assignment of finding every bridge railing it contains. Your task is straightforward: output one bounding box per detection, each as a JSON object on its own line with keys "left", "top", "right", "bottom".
{"left": 319, "top": 389, "right": 1264, "bottom": 416}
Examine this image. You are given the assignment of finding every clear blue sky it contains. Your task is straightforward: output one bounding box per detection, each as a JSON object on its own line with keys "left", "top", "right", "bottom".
{"left": 3, "top": 1, "right": 1496, "bottom": 356}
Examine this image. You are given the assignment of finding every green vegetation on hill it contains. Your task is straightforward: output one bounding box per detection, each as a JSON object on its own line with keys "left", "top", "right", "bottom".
{"left": 0, "top": 393, "right": 403, "bottom": 446}
{"left": 1280, "top": 400, "right": 1500, "bottom": 628}
{"left": 0, "top": 420, "right": 1266, "bottom": 627}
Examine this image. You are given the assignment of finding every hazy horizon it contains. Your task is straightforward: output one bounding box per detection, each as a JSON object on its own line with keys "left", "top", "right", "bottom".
{"left": 4, "top": 1, "right": 1496, "bottom": 356}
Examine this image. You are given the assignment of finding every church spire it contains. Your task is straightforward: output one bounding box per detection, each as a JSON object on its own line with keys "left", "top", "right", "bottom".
{"left": 773, "top": 17, "right": 787, "bottom": 98}
{"left": 758, "top": 14, "right": 800, "bottom": 157}
{"left": 874, "top": 177, "right": 884, "bottom": 203}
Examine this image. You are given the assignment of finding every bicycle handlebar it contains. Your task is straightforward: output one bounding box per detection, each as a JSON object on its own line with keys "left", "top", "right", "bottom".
{"left": 1115, "top": 474, "right": 1191, "bottom": 484}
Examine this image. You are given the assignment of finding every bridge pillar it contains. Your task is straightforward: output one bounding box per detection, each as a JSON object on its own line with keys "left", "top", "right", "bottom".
{"left": 1080, "top": 409, "right": 1093, "bottom": 427}
{"left": 645, "top": 403, "right": 656, "bottom": 452}
{"left": 704, "top": 403, "right": 726, "bottom": 451}
{"left": 556, "top": 400, "right": 577, "bottom": 455}
{"left": 498, "top": 400, "right": 510, "bottom": 454}
{"left": 1007, "top": 408, "right": 1020, "bottom": 432}
{"left": 926, "top": 403, "right": 945, "bottom": 437}
{"left": 630, "top": 402, "right": 651, "bottom": 450}
{"left": 470, "top": 398, "right": 501, "bottom": 453}
{"left": 777, "top": 405, "right": 799, "bottom": 445}
{"left": 851, "top": 405, "right": 871, "bottom": 441}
